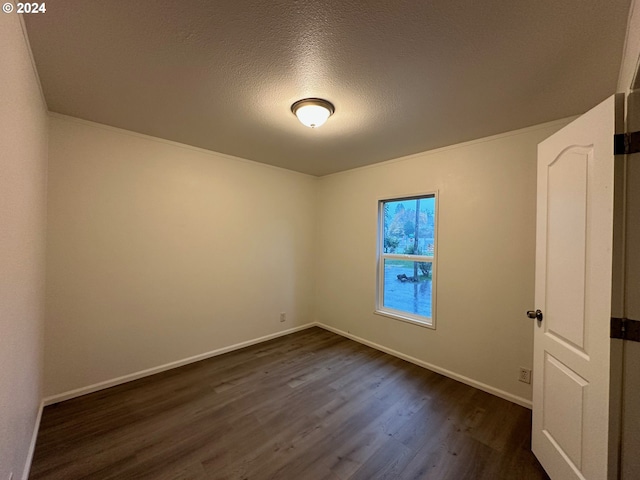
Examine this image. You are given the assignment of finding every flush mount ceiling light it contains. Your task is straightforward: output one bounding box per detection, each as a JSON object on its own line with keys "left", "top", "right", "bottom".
{"left": 291, "top": 98, "right": 335, "bottom": 128}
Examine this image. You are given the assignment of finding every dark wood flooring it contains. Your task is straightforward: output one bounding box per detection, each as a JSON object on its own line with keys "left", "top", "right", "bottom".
{"left": 30, "top": 327, "right": 549, "bottom": 480}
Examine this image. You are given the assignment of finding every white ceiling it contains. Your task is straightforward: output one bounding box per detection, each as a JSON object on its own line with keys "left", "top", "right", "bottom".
{"left": 25, "top": 0, "right": 630, "bottom": 176}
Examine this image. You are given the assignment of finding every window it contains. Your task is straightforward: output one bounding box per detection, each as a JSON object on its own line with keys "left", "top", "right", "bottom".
{"left": 376, "top": 193, "right": 437, "bottom": 327}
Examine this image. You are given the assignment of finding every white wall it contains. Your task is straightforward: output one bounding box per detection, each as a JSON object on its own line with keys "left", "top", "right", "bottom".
{"left": 44, "top": 115, "right": 317, "bottom": 398}
{"left": 316, "top": 119, "right": 570, "bottom": 405}
{"left": 0, "top": 14, "right": 48, "bottom": 480}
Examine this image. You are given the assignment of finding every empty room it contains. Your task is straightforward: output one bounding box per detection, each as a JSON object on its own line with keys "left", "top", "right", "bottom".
{"left": 2, "top": 1, "right": 640, "bottom": 479}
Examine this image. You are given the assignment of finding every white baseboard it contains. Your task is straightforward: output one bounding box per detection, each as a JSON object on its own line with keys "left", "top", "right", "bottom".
{"left": 22, "top": 400, "right": 44, "bottom": 480}
{"left": 43, "top": 323, "right": 316, "bottom": 406}
{"left": 316, "top": 323, "right": 532, "bottom": 409}
{"left": 29, "top": 321, "right": 531, "bottom": 479}
{"left": 42, "top": 320, "right": 531, "bottom": 411}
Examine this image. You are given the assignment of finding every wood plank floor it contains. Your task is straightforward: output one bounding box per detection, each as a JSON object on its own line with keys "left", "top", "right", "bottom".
{"left": 30, "top": 327, "right": 549, "bottom": 480}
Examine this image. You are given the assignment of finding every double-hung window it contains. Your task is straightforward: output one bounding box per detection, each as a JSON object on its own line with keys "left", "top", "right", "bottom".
{"left": 376, "top": 193, "right": 437, "bottom": 327}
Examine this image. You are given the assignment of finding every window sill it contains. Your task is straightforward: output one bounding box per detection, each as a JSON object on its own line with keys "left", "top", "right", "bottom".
{"left": 374, "top": 309, "right": 435, "bottom": 329}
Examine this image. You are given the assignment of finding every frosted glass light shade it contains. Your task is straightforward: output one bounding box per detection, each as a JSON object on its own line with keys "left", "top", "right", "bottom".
{"left": 291, "top": 98, "right": 335, "bottom": 128}
{"left": 296, "top": 104, "right": 331, "bottom": 128}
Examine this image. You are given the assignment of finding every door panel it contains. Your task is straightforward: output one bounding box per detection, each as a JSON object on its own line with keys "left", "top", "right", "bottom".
{"left": 542, "top": 352, "right": 587, "bottom": 470}
{"left": 533, "top": 94, "right": 622, "bottom": 480}
{"left": 545, "top": 148, "right": 589, "bottom": 351}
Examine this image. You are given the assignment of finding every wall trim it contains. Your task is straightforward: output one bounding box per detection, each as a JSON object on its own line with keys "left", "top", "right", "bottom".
{"left": 31, "top": 321, "right": 531, "bottom": 472}
{"left": 47, "top": 112, "right": 316, "bottom": 180}
{"left": 18, "top": 15, "right": 47, "bottom": 110}
{"left": 316, "top": 323, "right": 533, "bottom": 409}
{"left": 43, "top": 324, "right": 316, "bottom": 406}
{"left": 618, "top": 0, "right": 640, "bottom": 93}
{"left": 42, "top": 320, "right": 531, "bottom": 409}
{"left": 22, "top": 400, "right": 44, "bottom": 480}
{"left": 320, "top": 116, "right": 576, "bottom": 179}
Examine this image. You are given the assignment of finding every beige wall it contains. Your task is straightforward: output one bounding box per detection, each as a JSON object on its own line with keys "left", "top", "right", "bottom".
{"left": 315, "top": 120, "right": 570, "bottom": 405}
{"left": 44, "top": 115, "right": 317, "bottom": 398}
{"left": 0, "top": 15, "right": 48, "bottom": 480}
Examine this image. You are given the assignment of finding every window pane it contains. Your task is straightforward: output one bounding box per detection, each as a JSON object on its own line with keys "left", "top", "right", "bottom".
{"left": 383, "top": 259, "right": 432, "bottom": 318}
{"left": 383, "top": 197, "right": 435, "bottom": 255}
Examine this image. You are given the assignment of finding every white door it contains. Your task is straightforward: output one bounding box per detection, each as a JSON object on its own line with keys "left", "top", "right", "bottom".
{"left": 532, "top": 94, "right": 622, "bottom": 479}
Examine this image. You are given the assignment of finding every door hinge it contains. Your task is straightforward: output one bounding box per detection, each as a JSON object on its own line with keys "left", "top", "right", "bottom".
{"left": 614, "top": 131, "right": 640, "bottom": 155}
{"left": 611, "top": 317, "right": 640, "bottom": 342}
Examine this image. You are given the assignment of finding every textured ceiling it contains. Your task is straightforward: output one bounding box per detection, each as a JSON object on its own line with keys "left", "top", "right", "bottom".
{"left": 25, "top": 0, "right": 630, "bottom": 176}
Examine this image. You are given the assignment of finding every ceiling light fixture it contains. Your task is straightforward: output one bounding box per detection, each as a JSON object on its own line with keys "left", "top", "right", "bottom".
{"left": 291, "top": 98, "right": 335, "bottom": 128}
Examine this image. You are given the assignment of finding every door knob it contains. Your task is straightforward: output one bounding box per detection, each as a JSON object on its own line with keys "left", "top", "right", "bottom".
{"left": 527, "top": 309, "right": 543, "bottom": 321}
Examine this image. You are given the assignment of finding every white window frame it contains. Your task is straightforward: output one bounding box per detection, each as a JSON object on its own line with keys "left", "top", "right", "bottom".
{"left": 375, "top": 192, "right": 438, "bottom": 329}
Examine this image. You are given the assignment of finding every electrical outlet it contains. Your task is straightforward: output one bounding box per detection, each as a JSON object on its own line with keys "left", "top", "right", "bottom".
{"left": 518, "top": 368, "right": 532, "bottom": 384}
{"left": 280, "top": 312, "right": 286, "bottom": 322}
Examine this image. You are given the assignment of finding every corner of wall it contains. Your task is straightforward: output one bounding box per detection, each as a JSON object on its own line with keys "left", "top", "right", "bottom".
{"left": 0, "top": 11, "right": 48, "bottom": 480}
